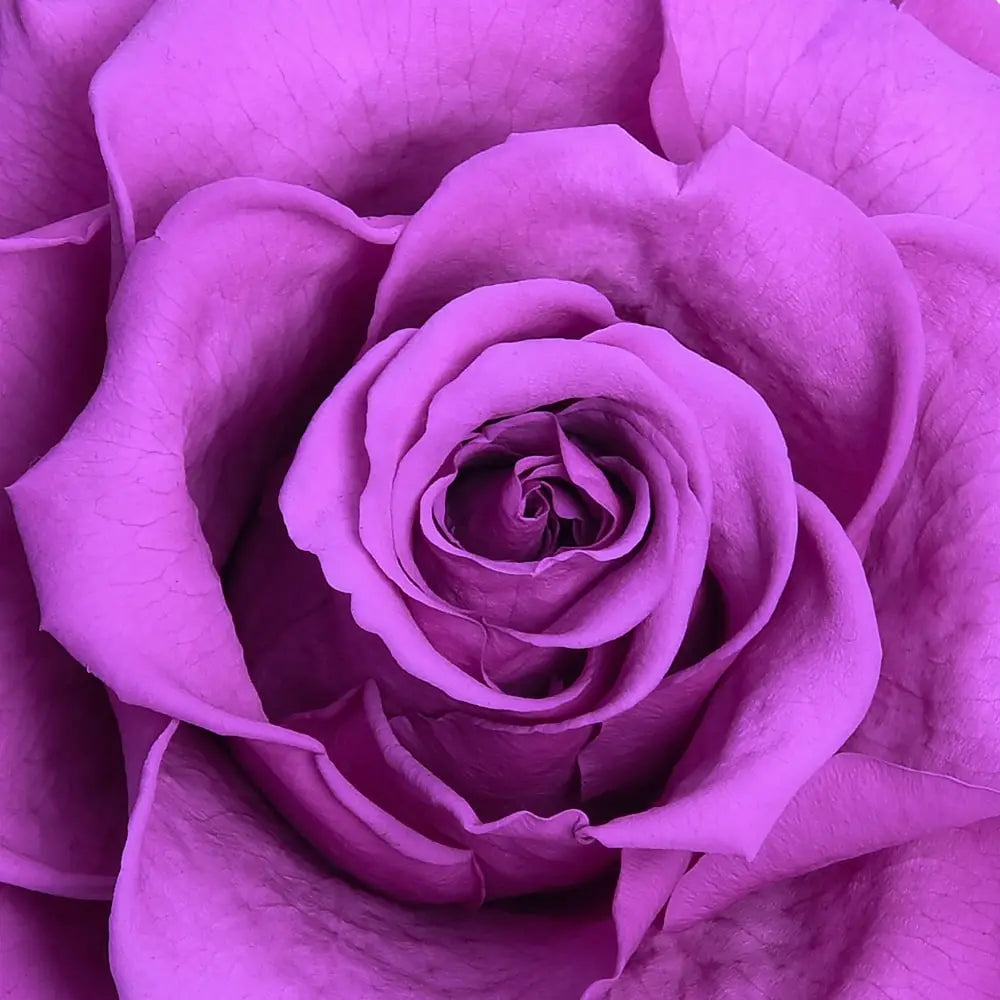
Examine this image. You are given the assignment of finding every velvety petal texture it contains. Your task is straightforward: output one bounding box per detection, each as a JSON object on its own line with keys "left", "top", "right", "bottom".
{"left": 586, "top": 488, "right": 881, "bottom": 858}
{"left": 113, "top": 723, "right": 621, "bottom": 1000}
{"left": 90, "top": 0, "right": 667, "bottom": 248}
{"left": 0, "top": 0, "right": 151, "bottom": 235}
{"left": 10, "top": 179, "right": 399, "bottom": 742}
{"left": 660, "top": 0, "right": 1000, "bottom": 230}
{"left": 0, "top": 886, "right": 116, "bottom": 1000}
{"left": 369, "top": 125, "right": 923, "bottom": 547}
{"left": 0, "top": 211, "right": 127, "bottom": 896}
{"left": 610, "top": 819, "right": 1000, "bottom": 999}
{"left": 902, "top": 0, "right": 1000, "bottom": 76}
{"left": 854, "top": 216, "right": 1000, "bottom": 788}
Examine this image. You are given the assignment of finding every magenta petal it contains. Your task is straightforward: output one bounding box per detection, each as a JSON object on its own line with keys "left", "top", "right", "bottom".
{"left": 229, "top": 469, "right": 453, "bottom": 723}
{"left": 283, "top": 280, "right": 701, "bottom": 714}
{"left": 9, "top": 179, "right": 396, "bottom": 740}
{"left": 234, "top": 730, "right": 485, "bottom": 907}
{"left": 582, "top": 849, "right": 691, "bottom": 1000}
{"left": 0, "top": 211, "right": 126, "bottom": 895}
{"left": 903, "top": 0, "right": 1000, "bottom": 75}
{"left": 855, "top": 216, "right": 1000, "bottom": 786}
{"left": 90, "top": 0, "right": 665, "bottom": 247}
{"left": 586, "top": 487, "right": 881, "bottom": 857}
{"left": 665, "top": 752, "right": 1000, "bottom": 930}
{"left": 664, "top": 0, "right": 1000, "bottom": 230}
{"left": 284, "top": 684, "right": 613, "bottom": 900}
{"left": 0, "top": 885, "right": 115, "bottom": 1000}
{"left": 393, "top": 711, "right": 595, "bottom": 822}
{"left": 370, "top": 126, "right": 923, "bottom": 543}
{"left": 0, "top": 0, "right": 150, "bottom": 235}
{"left": 113, "top": 723, "right": 619, "bottom": 998}
{"left": 611, "top": 819, "right": 1000, "bottom": 999}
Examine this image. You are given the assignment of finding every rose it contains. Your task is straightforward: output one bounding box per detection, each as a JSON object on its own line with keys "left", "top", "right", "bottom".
{"left": 3, "top": 2, "right": 1000, "bottom": 1000}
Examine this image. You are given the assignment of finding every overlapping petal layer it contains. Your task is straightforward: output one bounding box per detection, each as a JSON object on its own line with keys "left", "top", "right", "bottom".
{"left": 0, "top": 211, "right": 126, "bottom": 896}
{"left": 10, "top": 179, "right": 398, "bottom": 743}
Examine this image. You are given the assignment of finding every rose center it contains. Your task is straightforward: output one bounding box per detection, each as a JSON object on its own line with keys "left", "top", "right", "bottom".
{"left": 438, "top": 410, "right": 625, "bottom": 563}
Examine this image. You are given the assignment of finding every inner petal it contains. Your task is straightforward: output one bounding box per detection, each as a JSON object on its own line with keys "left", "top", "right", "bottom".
{"left": 436, "top": 410, "right": 627, "bottom": 565}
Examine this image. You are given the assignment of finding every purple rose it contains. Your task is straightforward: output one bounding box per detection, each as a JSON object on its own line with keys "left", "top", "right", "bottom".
{"left": 3, "top": 1, "right": 1000, "bottom": 998}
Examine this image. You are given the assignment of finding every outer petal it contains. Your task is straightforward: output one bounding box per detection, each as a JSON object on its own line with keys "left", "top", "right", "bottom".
{"left": 112, "top": 723, "right": 621, "bottom": 1000}
{"left": 9, "top": 179, "right": 398, "bottom": 742}
{"left": 661, "top": 0, "right": 1000, "bottom": 230}
{"left": 853, "top": 216, "right": 1000, "bottom": 787}
{"left": 89, "top": 0, "right": 666, "bottom": 249}
{"left": 586, "top": 488, "right": 881, "bottom": 857}
{"left": 902, "top": 0, "right": 1000, "bottom": 75}
{"left": 610, "top": 818, "right": 1000, "bottom": 999}
{"left": 0, "top": 211, "right": 126, "bottom": 895}
{"left": 0, "top": 885, "right": 115, "bottom": 1000}
{"left": 0, "top": 0, "right": 150, "bottom": 235}
{"left": 369, "top": 126, "right": 923, "bottom": 546}
{"left": 664, "top": 752, "right": 1000, "bottom": 930}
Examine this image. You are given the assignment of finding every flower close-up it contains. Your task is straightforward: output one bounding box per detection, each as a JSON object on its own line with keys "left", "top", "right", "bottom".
{"left": 3, "top": 0, "right": 1000, "bottom": 997}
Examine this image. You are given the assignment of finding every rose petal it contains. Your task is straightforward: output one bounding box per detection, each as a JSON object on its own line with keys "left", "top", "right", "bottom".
{"left": 582, "top": 849, "right": 691, "bottom": 1000}
{"left": 0, "top": 0, "right": 150, "bottom": 235}
{"left": 664, "top": 752, "right": 1000, "bottom": 930}
{"left": 0, "top": 210, "right": 126, "bottom": 896}
{"left": 389, "top": 342, "right": 704, "bottom": 643}
{"left": 902, "top": 0, "right": 1000, "bottom": 75}
{"left": 276, "top": 683, "right": 613, "bottom": 900}
{"left": 853, "top": 215, "right": 1000, "bottom": 788}
{"left": 392, "top": 710, "right": 594, "bottom": 822}
{"left": 89, "top": 0, "right": 666, "bottom": 248}
{"left": 661, "top": 0, "right": 1000, "bottom": 230}
{"left": 0, "top": 885, "right": 115, "bottom": 1000}
{"left": 9, "top": 179, "right": 397, "bottom": 743}
{"left": 112, "top": 722, "right": 620, "bottom": 999}
{"left": 369, "top": 126, "right": 923, "bottom": 546}
{"left": 235, "top": 726, "right": 485, "bottom": 907}
{"left": 586, "top": 487, "right": 881, "bottom": 857}
{"left": 284, "top": 279, "right": 710, "bottom": 716}
{"left": 228, "top": 466, "right": 455, "bottom": 723}
{"left": 611, "top": 819, "right": 1000, "bottom": 999}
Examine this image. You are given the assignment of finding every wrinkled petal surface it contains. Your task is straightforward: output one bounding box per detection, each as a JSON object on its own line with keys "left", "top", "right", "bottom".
{"left": 10, "top": 179, "right": 398, "bottom": 743}
{"left": 90, "top": 0, "right": 667, "bottom": 247}
{"left": 0, "top": 0, "right": 150, "bottom": 235}
{"left": 609, "top": 818, "right": 1000, "bottom": 999}
{"left": 854, "top": 216, "right": 1000, "bottom": 788}
{"left": 370, "top": 125, "right": 923, "bottom": 546}
{"left": 0, "top": 210, "right": 126, "bottom": 895}
{"left": 112, "top": 723, "right": 622, "bottom": 1000}
{"left": 661, "top": 0, "right": 1000, "bottom": 230}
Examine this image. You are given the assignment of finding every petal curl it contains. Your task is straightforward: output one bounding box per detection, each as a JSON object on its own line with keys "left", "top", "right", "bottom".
{"left": 370, "top": 126, "right": 923, "bottom": 546}
{"left": 112, "top": 723, "right": 621, "bottom": 999}
{"left": 89, "top": 0, "right": 666, "bottom": 248}
{"left": 902, "top": 0, "right": 1000, "bottom": 75}
{"left": 661, "top": 0, "right": 1000, "bottom": 230}
{"left": 665, "top": 752, "right": 1000, "bottom": 930}
{"left": 9, "top": 179, "right": 397, "bottom": 742}
{"left": 0, "top": 210, "right": 126, "bottom": 895}
{"left": 610, "top": 819, "right": 1000, "bottom": 999}
{"left": 854, "top": 216, "right": 1000, "bottom": 787}
{"left": 586, "top": 487, "right": 881, "bottom": 857}
{"left": 0, "top": 0, "right": 150, "bottom": 235}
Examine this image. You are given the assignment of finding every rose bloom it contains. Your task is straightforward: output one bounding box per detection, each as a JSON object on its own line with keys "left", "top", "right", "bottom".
{"left": 3, "top": 0, "right": 1000, "bottom": 997}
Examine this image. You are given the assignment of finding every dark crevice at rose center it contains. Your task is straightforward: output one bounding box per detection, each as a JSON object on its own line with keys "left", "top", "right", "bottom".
{"left": 434, "top": 406, "right": 634, "bottom": 565}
